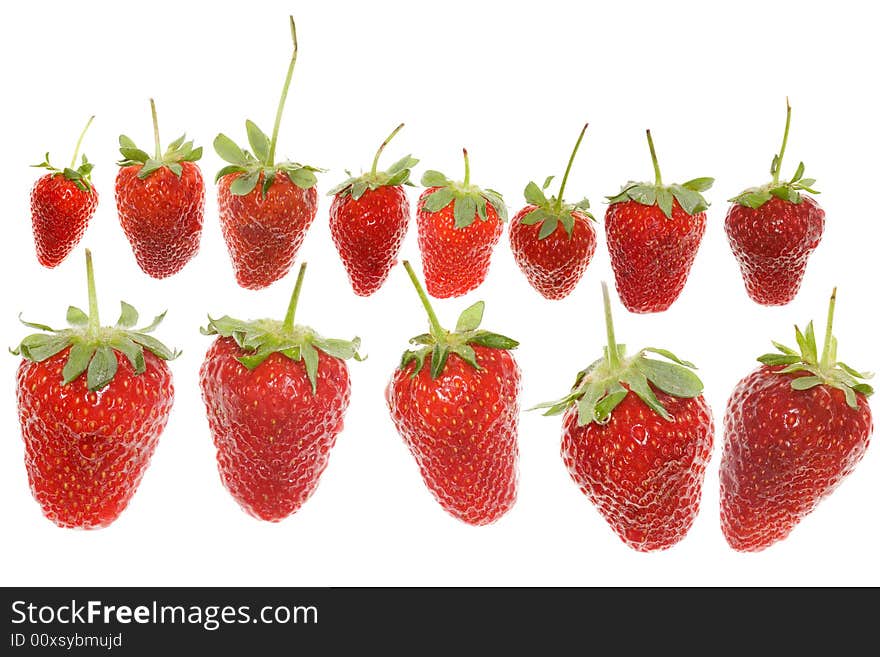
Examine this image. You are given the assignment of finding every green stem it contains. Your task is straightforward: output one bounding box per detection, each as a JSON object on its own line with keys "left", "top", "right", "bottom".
{"left": 403, "top": 260, "right": 444, "bottom": 339}
{"left": 371, "top": 123, "right": 404, "bottom": 177}
{"left": 772, "top": 98, "right": 792, "bottom": 185}
{"left": 267, "top": 16, "right": 299, "bottom": 168}
{"left": 646, "top": 130, "right": 662, "bottom": 186}
{"left": 556, "top": 122, "right": 588, "bottom": 211}
{"left": 149, "top": 98, "right": 161, "bottom": 160}
{"left": 820, "top": 287, "right": 837, "bottom": 370}
{"left": 283, "top": 262, "right": 307, "bottom": 331}
{"left": 462, "top": 148, "right": 470, "bottom": 186}
{"left": 69, "top": 115, "right": 95, "bottom": 169}
{"left": 85, "top": 249, "right": 100, "bottom": 335}
{"left": 601, "top": 282, "right": 621, "bottom": 370}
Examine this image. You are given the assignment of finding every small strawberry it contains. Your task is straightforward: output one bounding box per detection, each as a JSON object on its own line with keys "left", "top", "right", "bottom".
{"left": 417, "top": 150, "right": 507, "bottom": 298}
{"left": 535, "top": 283, "right": 714, "bottom": 551}
{"left": 214, "top": 17, "right": 322, "bottom": 290}
{"left": 725, "top": 100, "right": 824, "bottom": 305}
{"left": 115, "top": 99, "right": 205, "bottom": 278}
{"left": 605, "top": 130, "right": 713, "bottom": 313}
{"left": 328, "top": 124, "right": 418, "bottom": 296}
{"left": 200, "top": 263, "right": 363, "bottom": 521}
{"left": 12, "top": 250, "right": 178, "bottom": 529}
{"left": 509, "top": 123, "right": 596, "bottom": 299}
{"left": 721, "top": 289, "right": 873, "bottom": 552}
{"left": 30, "top": 116, "right": 98, "bottom": 268}
{"left": 386, "top": 261, "right": 520, "bottom": 525}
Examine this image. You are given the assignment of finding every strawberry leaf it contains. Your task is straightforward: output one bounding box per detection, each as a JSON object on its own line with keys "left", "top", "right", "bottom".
{"left": 455, "top": 301, "right": 484, "bottom": 333}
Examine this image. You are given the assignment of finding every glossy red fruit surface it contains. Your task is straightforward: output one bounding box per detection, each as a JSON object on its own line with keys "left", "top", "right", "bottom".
{"left": 30, "top": 174, "right": 98, "bottom": 268}
{"left": 218, "top": 172, "right": 318, "bottom": 289}
{"left": 606, "top": 199, "right": 706, "bottom": 313}
{"left": 724, "top": 195, "right": 824, "bottom": 305}
{"left": 200, "top": 337, "right": 351, "bottom": 522}
{"left": 510, "top": 206, "right": 596, "bottom": 299}
{"left": 330, "top": 185, "right": 410, "bottom": 296}
{"left": 562, "top": 387, "right": 713, "bottom": 551}
{"left": 116, "top": 162, "right": 205, "bottom": 278}
{"left": 387, "top": 346, "right": 520, "bottom": 526}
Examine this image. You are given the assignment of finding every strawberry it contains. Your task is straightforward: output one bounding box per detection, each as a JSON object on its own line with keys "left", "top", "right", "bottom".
{"left": 328, "top": 123, "right": 418, "bottom": 296}
{"left": 605, "top": 130, "right": 713, "bottom": 313}
{"left": 535, "top": 283, "right": 714, "bottom": 551}
{"left": 725, "top": 100, "right": 824, "bottom": 305}
{"left": 509, "top": 123, "right": 596, "bottom": 299}
{"left": 114, "top": 99, "right": 205, "bottom": 278}
{"left": 12, "top": 250, "right": 178, "bottom": 529}
{"left": 30, "top": 116, "right": 98, "bottom": 268}
{"left": 213, "top": 17, "right": 322, "bottom": 290}
{"left": 721, "top": 289, "right": 873, "bottom": 551}
{"left": 386, "top": 261, "right": 520, "bottom": 525}
{"left": 200, "top": 263, "right": 363, "bottom": 521}
{"left": 417, "top": 150, "right": 507, "bottom": 298}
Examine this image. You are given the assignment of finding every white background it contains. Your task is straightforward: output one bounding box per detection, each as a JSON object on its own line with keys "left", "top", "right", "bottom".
{"left": 1, "top": 0, "right": 877, "bottom": 586}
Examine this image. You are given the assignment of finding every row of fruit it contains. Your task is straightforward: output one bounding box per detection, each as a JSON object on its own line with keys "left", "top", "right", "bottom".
{"left": 13, "top": 250, "right": 872, "bottom": 552}
{"left": 31, "top": 17, "right": 823, "bottom": 310}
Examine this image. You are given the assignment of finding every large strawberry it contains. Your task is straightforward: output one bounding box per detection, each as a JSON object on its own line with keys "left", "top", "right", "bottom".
{"left": 328, "top": 123, "right": 418, "bottom": 296}
{"left": 721, "top": 289, "right": 873, "bottom": 551}
{"left": 417, "top": 150, "right": 507, "bottom": 298}
{"left": 535, "top": 283, "right": 714, "bottom": 551}
{"left": 214, "top": 17, "right": 322, "bottom": 290}
{"left": 386, "top": 261, "right": 520, "bottom": 525}
{"left": 12, "top": 250, "right": 178, "bottom": 529}
{"left": 200, "top": 263, "right": 363, "bottom": 521}
{"left": 30, "top": 116, "right": 98, "bottom": 268}
{"left": 115, "top": 99, "right": 205, "bottom": 278}
{"left": 509, "top": 123, "right": 597, "bottom": 299}
{"left": 725, "top": 100, "right": 824, "bottom": 306}
{"left": 605, "top": 130, "right": 713, "bottom": 313}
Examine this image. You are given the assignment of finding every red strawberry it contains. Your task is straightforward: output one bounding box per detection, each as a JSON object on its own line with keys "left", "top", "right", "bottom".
{"left": 214, "top": 17, "right": 321, "bottom": 290}
{"left": 386, "top": 261, "right": 520, "bottom": 525}
{"left": 13, "top": 250, "right": 178, "bottom": 529}
{"left": 536, "top": 283, "right": 714, "bottom": 551}
{"left": 721, "top": 289, "right": 873, "bottom": 551}
{"left": 510, "top": 123, "right": 597, "bottom": 299}
{"left": 114, "top": 99, "right": 205, "bottom": 278}
{"left": 30, "top": 116, "right": 98, "bottom": 267}
{"left": 200, "top": 263, "right": 363, "bottom": 521}
{"left": 725, "top": 100, "right": 824, "bottom": 305}
{"left": 328, "top": 123, "right": 418, "bottom": 295}
{"left": 417, "top": 150, "right": 507, "bottom": 297}
{"left": 605, "top": 130, "right": 713, "bottom": 313}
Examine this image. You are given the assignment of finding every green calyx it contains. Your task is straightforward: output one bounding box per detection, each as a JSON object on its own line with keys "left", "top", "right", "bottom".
{"left": 118, "top": 99, "right": 202, "bottom": 180}
{"left": 213, "top": 16, "right": 322, "bottom": 198}
{"left": 201, "top": 263, "right": 364, "bottom": 394}
{"left": 399, "top": 261, "right": 517, "bottom": 379}
{"left": 606, "top": 129, "right": 713, "bottom": 218}
{"left": 520, "top": 122, "right": 594, "bottom": 239}
{"left": 327, "top": 123, "right": 419, "bottom": 200}
{"left": 32, "top": 115, "right": 96, "bottom": 192}
{"left": 419, "top": 149, "right": 508, "bottom": 228}
{"left": 532, "top": 282, "right": 703, "bottom": 426}
{"left": 11, "top": 250, "right": 179, "bottom": 392}
{"left": 729, "top": 99, "right": 819, "bottom": 208}
{"left": 757, "top": 288, "right": 873, "bottom": 410}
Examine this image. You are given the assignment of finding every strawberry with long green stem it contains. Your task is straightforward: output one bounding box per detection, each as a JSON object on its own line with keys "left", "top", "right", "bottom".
{"left": 200, "top": 263, "right": 364, "bottom": 521}
{"left": 13, "top": 250, "right": 178, "bottom": 528}
{"left": 214, "top": 16, "right": 322, "bottom": 290}
{"left": 328, "top": 123, "right": 418, "bottom": 296}
{"left": 115, "top": 99, "right": 205, "bottom": 278}
{"left": 535, "top": 282, "right": 714, "bottom": 551}
{"left": 386, "top": 261, "right": 520, "bottom": 525}
{"left": 30, "top": 116, "right": 98, "bottom": 268}
{"left": 509, "top": 123, "right": 596, "bottom": 299}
